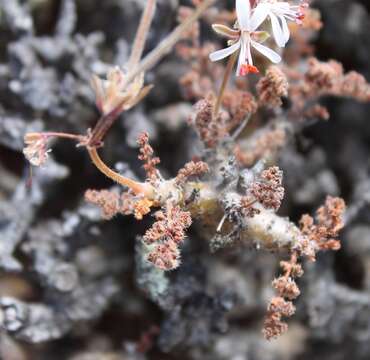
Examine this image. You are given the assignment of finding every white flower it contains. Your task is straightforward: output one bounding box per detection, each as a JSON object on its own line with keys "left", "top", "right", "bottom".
{"left": 209, "top": 0, "right": 282, "bottom": 76}
{"left": 253, "top": 1, "right": 308, "bottom": 47}
{"left": 23, "top": 133, "right": 51, "bottom": 167}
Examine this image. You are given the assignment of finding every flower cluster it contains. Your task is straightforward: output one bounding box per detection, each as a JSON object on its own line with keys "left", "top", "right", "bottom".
{"left": 175, "top": 160, "right": 210, "bottom": 185}
{"left": 234, "top": 126, "right": 286, "bottom": 167}
{"left": 84, "top": 189, "right": 153, "bottom": 221}
{"left": 300, "top": 196, "right": 346, "bottom": 253}
{"left": 263, "top": 196, "right": 346, "bottom": 339}
{"left": 143, "top": 203, "right": 192, "bottom": 270}
{"left": 210, "top": 0, "right": 308, "bottom": 75}
{"left": 263, "top": 252, "right": 303, "bottom": 339}
{"left": 288, "top": 58, "right": 370, "bottom": 120}
{"left": 256, "top": 65, "right": 289, "bottom": 108}
{"left": 189, "top": 96, "right": 226, "bottom": 148}
{"left": 250, "top": 166, "right": 285, "bottom": 210}
{"left": 240, "top": 166, "right": 285, "bottom": 218}
{"left": 137, "top": 132, "right": 161, "bottom": 182}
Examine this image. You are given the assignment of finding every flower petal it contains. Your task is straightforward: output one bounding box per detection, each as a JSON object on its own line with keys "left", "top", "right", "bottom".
{"left": 280, "top": 15, "right": 290, "bottom": 44}
{"left": 236, "top": 0, "right": 251, "bottom": 29}
{"left": 236, "top": 36, "right": 247, "bottom": 76}
{"left": 250, "top": 3, "right": 270, "bottom": 31}
{"left": 251, "top": 40, "right": 282, "bottom": 63}
{"left": 270, "top": 13, "right": 286, "bottom": 47}
{"left": 212, "top": 24, "right": 240, "bottom": 39}
{"left": 209, "top": 41, "right": 241, "bottom": 62}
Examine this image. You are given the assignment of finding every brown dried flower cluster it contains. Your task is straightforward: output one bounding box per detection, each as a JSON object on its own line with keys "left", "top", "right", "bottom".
{"left": 251, "top": 166, "right": 285, "bottom": 211}
{"left": 300, "top": 195, "right": 346, "bottom": 252}
{"left": 305, "top": 58, "right": 342, "bottom": 90}
{"left": 189, "top": 90, "right": 258, "bottom": 148}
{"left": 189, "top": 96, "right": 226, "bottom": 148}
{"left": 175, "top": 160, "right": 209, "bottom": 185}
{"left": 143, "top": 203, "right": 192, "bottom": 270}
{"left": 137, "top": 132, "right": 161, "bottom": 182}
{"left": 234, "top": 127, "right": 287, "bottom": 167}
{"left": 288, "top": 58, "right": 370, "bottom": 120}
{"left": 263, "top": 196, "right": 345, "bottom": 339}
{"left": 84, "top": 189, "right": 153, "bottom": 221}
{"left": 222, "top": 90, "right": 258, "bottom": 126}
{"left": 263, "top": 252, "right": 303, "bottom": 340}
{"left": 257, "top": 66, "right": 289, "bottom": 108}
{"left": 239, "top": 166, "right": 285, "bottom": 219}
{"left": 255, "top": 167, "right": 284, "bottom": 209}
{"left": 85, "top": 189, "right": 123, "bottom": 220}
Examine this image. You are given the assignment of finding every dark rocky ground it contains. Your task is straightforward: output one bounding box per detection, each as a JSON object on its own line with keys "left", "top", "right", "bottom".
{"left": 0, "top": 0, "right": 369, "bottom": 359}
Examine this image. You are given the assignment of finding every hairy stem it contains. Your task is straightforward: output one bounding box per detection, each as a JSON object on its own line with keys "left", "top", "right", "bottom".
{"left": 88, "top": 147, "right": 154, "bottom": 197}
{"left": 213, "top": 52, "right": 237, "bottom": 118}
{"left": 127, "top": 0, "right": 157, "bottom": 69}
{"left": 41, "top": 132, "right": 85, "bottom": 142}
{"left": 87, "top": 108, "right": 123, "bottom": 148}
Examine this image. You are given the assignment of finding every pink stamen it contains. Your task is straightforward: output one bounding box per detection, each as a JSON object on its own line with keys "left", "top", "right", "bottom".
{"left": 296, "top": 3, "right": 308, "bottom": 24}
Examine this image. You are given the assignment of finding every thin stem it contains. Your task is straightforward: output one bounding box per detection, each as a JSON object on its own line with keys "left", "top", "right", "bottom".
{"left": 43, "top": 132, "right": 84, "bottom": 141}
{"left": 213, "top": 52, "right": 237, "bottom": 119}
{"left": 231, "top": 115, "right": 250, "bottom": 140}
{"left": 127, "top": 0, "right": 157, "bottom": 69}
{"left": 123, "top": 0, "right": 217, "bottom": 87}
{"left": 87, "top": 108, "right": 122, "bottom": 148}
{"left": 88, "top": 147, "right": 155, "bottom": 197}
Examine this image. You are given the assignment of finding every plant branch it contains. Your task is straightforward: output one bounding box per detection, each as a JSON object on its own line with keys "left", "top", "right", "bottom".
{"left": 123, "top": 0, "right": 217, "bottom": 87}
{"left": 88, "top": 0, "right": 216, "bottom": 148}
{"left": 127, "top": 0, "right": 157, "bottom": 70}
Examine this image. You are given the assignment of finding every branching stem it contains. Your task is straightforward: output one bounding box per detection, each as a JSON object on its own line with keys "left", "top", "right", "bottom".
{"left": 123, "top": 0, "right": 217, "bottom": 88}
{"left": 89, "top": 0, "right": 216, "bottom": 147}
{"left": 127, "top": 0, "right": 157, "bottom": 69}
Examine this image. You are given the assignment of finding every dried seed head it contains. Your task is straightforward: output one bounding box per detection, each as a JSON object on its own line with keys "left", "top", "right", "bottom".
{"left": 175, "top": 160, "right": 209, "bottom": 185}
{"left": 143, "top": 203, "right": 192, "bottom": 270}
{"left": 147, "top": 240, "right": 181, "bottom": 271}
{"left": 189, "top": 96, "right": 226, "bottom": 148}
{"left": 300, "top": 196, "right": 346, "bottom": 253}
{"left": 257, "top": 66, "right": 289, "bottom": 108}
{"left": 272, "top": 276, "right": 300, "bottom": 300}
{"left": 91, "top": 68, "right": 151, "bottom": 116}
{"left": 137, "top": 132, "right": 161, "bottom": 182}
{"left": 250, "top": 166, "right": 285, "bottom": 211}
{"left": 84, "top": 189, "right": 120, "bottom": 220}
